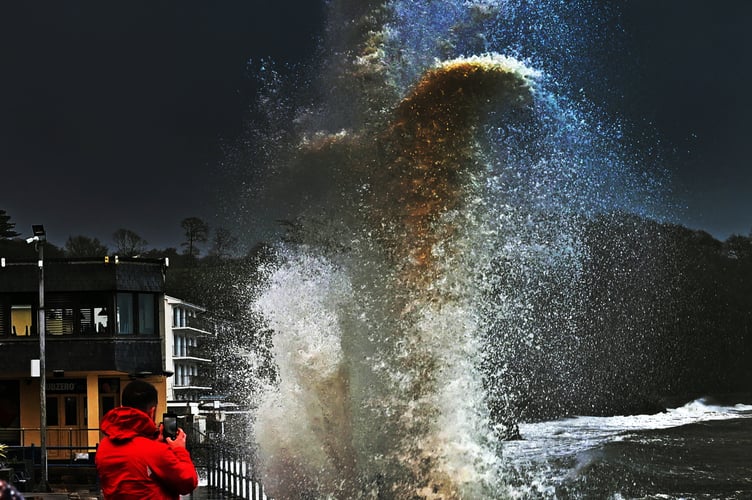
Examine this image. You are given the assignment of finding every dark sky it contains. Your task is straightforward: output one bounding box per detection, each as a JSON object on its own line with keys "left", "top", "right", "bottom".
{"left": 1, "top": 2, "right": 750, "bottom": 250}
{"left": 0, "top": 2, "right": 325, "bottom": 249}
{"left": 617, "top": 0, "right": 752, "bottom": 240}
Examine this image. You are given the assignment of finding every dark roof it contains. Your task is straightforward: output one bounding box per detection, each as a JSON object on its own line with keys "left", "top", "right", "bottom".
{"left": 0, "top": 257, "right": 167, "bottom": 293}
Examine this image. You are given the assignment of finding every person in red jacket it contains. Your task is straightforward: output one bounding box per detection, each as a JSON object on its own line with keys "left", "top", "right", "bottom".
{"left": 96, "top": 380, "right": 198, "bottom": 499}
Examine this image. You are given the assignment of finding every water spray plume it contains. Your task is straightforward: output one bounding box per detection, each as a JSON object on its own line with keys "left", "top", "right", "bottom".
{"left": 374, "top": 55, "right": 538, "bottom": 290}
{"left": 252, "top": 54, "right": 538, "bottom": 500}
{"left": 244, "top": 2, "right": 661, "bottom": 498}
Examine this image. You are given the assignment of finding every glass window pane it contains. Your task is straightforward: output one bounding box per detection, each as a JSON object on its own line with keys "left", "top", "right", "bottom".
{"left": 46, "top": 307, "right": 74, "bottom": 335}
{"left": 138, "top": 294, "right": 155, "bottom": 335}
{"left": 64, "top": 397, "right": 78, "bottom": 426}
{"left": 11, "top": 305, "right": 33, "bottom": 336}
{"left": 79, "top": 299, "right": 110, "bottom": 334}
{"left": 79, "top": 299, "right": 109, "bottom": 334}
{"left": 116, "top": 293, "right": 133, "bottom": 334}
{"left": 95, "top": 307, "right": 109, "bottom": 333}
{"left": 46, "top": 397, "right": 59, "bottom": 426}
{"left": 78, "top": 307, "right": 94, "bottom": 334}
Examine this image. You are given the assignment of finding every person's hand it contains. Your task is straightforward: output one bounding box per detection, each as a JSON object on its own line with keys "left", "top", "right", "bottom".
{"left": 166, "top": 427, "right": 187, "bottom": 448}
{"left": 159, "top": 424, "right": 187, "bottom": 448}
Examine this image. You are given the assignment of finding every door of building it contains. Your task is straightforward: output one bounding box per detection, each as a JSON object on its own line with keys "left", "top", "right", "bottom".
{"left": 46, "top": 379, "right": 88, "bottom": 460}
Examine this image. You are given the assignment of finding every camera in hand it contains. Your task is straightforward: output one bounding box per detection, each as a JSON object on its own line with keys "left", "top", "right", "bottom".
{"left": 162, "top": 413, "right": 178, "bottom": 440}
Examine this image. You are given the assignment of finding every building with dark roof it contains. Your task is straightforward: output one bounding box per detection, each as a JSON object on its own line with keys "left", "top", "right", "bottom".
{"left": 0, "top": 256, "right": 171, "bottom": 462}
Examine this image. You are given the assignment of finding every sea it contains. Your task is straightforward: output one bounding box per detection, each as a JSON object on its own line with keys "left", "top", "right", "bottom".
{"left": 500, "top": 396, "right": 752, "bottom": 499}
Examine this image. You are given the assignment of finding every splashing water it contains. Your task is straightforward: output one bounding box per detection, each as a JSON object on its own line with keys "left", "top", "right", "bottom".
{"left": 241, "top": 1, "right": 666, "bottom": 498}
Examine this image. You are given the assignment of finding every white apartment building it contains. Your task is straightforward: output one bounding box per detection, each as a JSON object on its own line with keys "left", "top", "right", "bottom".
{"left": 163, "top": 296, "right": 213, "bottom": 417}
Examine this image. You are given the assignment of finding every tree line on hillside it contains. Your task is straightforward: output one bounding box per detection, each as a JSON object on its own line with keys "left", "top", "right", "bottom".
{"left": 485, "top": 213, "right": 752, "bottom": 423}
{"left": 0, "top": 209, "right": 238, "bottom": 263}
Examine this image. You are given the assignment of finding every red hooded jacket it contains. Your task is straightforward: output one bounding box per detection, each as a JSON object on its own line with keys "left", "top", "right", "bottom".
{"left": 96, "top": 407, "right": 198, "bottom": 500}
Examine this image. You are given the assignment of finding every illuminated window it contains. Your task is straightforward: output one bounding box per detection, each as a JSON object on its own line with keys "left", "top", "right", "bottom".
{"left": 46, "top": 307, "right": 74, "bottom": 335}
{"left": 11, "top": 305, "right": 33, "bottom": 336}
{"left": 78, "top": 299, "right": 110, "bottom": 334}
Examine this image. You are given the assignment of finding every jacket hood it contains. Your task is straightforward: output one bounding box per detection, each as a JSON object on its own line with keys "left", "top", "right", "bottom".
{"left": 101, "top": 406, "right": 159, "bottom": 442}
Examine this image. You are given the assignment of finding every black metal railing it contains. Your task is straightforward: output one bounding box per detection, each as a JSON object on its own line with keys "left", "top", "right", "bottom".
{"left": 1, "top": 428, "right": 97, "bottom": 463}
{"left": 206, "top": 445, "right": 267, "bottom": 499}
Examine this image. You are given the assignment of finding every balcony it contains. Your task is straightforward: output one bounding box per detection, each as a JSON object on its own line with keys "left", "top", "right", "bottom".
{"left": 173, "top": 378, "right": 212, "bottom": 391}
{"left": 172, "top": 313, "right": 214, "bottom": 335}
{"left": 172, "top": 341, "right": 211, "bottom": 362}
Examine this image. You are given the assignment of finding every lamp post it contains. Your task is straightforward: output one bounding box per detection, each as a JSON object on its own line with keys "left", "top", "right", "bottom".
{"left": 27, "top": 224, "right": 48, "bottom": 490}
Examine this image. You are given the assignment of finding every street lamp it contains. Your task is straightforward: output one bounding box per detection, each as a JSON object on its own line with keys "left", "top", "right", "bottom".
{"left": 27, "top": 224, "right": 48, "bottom": 491}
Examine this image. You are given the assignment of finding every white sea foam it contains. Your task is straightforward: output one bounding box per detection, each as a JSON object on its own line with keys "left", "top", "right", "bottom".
{"left": 505, "top": 397, "right": 752, "bottom": 464}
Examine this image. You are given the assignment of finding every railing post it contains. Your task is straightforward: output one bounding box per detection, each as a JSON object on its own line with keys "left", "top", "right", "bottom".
{"left": 220, "top": 446, "right": 226, "bottom": 494}
{"left": 209, "top": 444, "right": 215, "bottom": 490}
{"left": 243, "top": 465, "right": 256, "bottom": 498}
{"left": 232, "top": 452, "right": 238, "bottom": 497}
{"left": 215, "top": 445, "right": 220, "bottom": 493}
{"left": 207, "top": 444, "right": 212, "bottom": 489}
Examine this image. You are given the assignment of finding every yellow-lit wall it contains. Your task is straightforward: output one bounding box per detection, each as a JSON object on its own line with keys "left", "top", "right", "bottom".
{"left": 19, "top": 379, "right": 40, "bottom": 446}
{"left": 17, "top": 374, "right": 168, "bottom": 448}
{"left": 86, "top": 373, "right": 99, "bottom": 446}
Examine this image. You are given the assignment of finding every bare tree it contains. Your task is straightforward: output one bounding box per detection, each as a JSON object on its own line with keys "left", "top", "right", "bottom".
{"left": 209, "top": 227, "right": 239, "bottom": 259}
{"left": 180, "top": 217, "right": 209, "bottom": 258}
{"left": 65, "top": 235, "right": 109, "bottom": 257}
{"left": 112, "top": 228, "right": 148, "bottom": 256}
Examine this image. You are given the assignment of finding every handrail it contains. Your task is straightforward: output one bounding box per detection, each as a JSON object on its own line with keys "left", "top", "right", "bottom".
{"left": 1, "top": 427, "right": 99, "bottom": 463}
{"left": 0, "top": 426, "right": 101, "bottom": 437}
